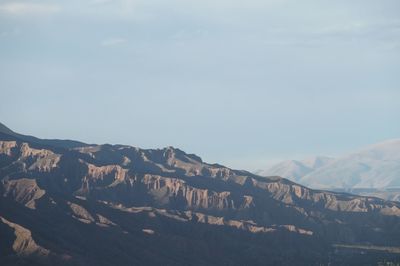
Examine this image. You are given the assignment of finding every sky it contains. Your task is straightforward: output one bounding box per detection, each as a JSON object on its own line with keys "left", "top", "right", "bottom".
{"left": 1, "top": 0, "right": 399, "bottom": 171}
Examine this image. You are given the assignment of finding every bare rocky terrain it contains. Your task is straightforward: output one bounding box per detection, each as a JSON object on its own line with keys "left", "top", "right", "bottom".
{"left": 1, "top": 123, "right": 400, "bottom": 265}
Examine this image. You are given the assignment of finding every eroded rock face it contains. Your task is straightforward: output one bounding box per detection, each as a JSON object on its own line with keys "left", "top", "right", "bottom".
{"left": 261, "top": 181, "right": 399, "bottom": 214}
{"left": 0, "top": 141, "right": 17, "bottom": 156}
{"left": 0, "top": 141, "right": 61, "bottom": 173}
{"left": 68, "top": 202, "right": 95, "bottom": 223}
{"left": 0, "top": 216, "right": 50, "bottom": 257}
{"left": 21, "top": 143, "right": 61, "bottom": 172}
{"left": 3, "top": 139, "right": 400, "bottom": 222}
{"left": 2, "top": 178, "right": 45, "bottom": 209}
{"left": 79, "top": 163, "right": 128, "bottom": 193}
{"left": 1, "top": 130, "right": 400, "bottom": 265}
{"left": 142, "top": 174, "right": 250, "bottom": 210}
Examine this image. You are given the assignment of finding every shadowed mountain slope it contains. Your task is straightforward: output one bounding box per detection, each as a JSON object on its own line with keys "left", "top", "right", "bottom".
{"left": 0, "top": 122, "right": 88, "bottom": 149}
{"left": 1, "top": 123, "right": 400, "bottom": 265}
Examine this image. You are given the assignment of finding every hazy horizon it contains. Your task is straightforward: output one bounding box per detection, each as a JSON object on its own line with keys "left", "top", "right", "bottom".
{"left": 1, "top": 0, "right": 399, "bottom": 170}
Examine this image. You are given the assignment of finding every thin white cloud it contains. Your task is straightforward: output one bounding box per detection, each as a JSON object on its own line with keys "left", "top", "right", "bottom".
{"left": 101, "top": 38, "right": 127, "bottom": 47}
{"left": 90, "top": 0, "right": 114, "bottom": 5}
{"left": 0, "top": 2, "right": 60, "bottom": 15}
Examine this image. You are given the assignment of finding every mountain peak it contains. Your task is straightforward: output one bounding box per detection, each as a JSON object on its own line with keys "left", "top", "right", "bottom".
{"left": 259, "top": 139, "right": 400, "bottom": 190}
{"left": 259, "top": 156, "right": 334, "bottom": 182}
{"left": 1, "top": 124, "right": 400, "bottom": 265}
{"left": 161, "top": 146, "right": 203, "bottom": 163}
{"left": 0, "top": 122, "right": 88, "bottom": 149}
{"left": 0, "top": 122, "right": 17, "bottom": 136}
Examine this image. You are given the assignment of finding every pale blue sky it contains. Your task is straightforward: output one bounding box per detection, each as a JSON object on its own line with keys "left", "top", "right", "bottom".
{"left": 1, "top": 0, "right": 399, "bottom": 170}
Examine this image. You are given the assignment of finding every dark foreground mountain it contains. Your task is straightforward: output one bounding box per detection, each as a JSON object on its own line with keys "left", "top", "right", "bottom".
{"left": 1, "top": 123, "right": 400, "bottom": 265}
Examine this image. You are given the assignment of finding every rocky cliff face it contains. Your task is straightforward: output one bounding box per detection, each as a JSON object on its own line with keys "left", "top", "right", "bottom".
{"left": 1, "top": 128, "right": 400, "bottom": 265}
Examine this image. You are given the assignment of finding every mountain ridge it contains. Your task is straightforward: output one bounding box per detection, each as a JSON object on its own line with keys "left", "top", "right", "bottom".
{"left": 0, "top": 122, "right": 89, "bottom": 149}
{"left": 258, "top": 156, "right": 335, "bottom": 182}
{"left": 301, "top": 139, "right": 400, "bottom": 189}
{"left": 261, "top": 139, "right": 400, "bottom": 190}
{"left": 1, "top": 122, "right": 400, "bottom": 265}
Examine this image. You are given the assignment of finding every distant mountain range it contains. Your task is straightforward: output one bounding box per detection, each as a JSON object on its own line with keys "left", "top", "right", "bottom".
{"left": 257, "top": 156, "right": 335, "bottom": 183}
{"left": 1, "top": 122, "right": 400, "bottom": 265}
{"left": 260, "top": 139, "right": 400, "bottom": 201}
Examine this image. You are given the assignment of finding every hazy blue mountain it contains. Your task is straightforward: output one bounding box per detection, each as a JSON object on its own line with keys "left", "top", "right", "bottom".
{"left": 260, "top": 140, "right": 400, "bottom": 201}
{"left": 300, "top": 139, "right": 400, "bottom": 189}
{"left": 259, "top": 156, "right": 334, "bottom": 182}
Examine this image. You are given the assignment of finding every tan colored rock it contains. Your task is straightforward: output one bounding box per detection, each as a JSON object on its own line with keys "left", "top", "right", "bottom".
{"left": 86, "top": 163, "right": 127, "bottom": 183}
{"left": 0, "top": 141, "right": 17, "bottom": 155}
{"left": 0, "top": 216, "right": 50, "bottom": 256}
{"left": 2, "top": 178, "right": 45, "bottom": 209}
{"left": 68, "top": 202, "right": 95, "bottom": 223}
